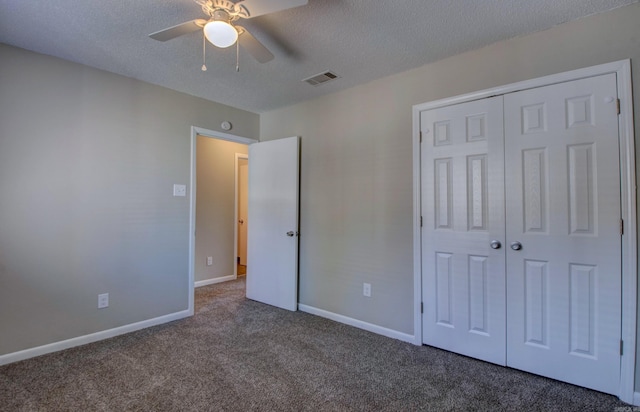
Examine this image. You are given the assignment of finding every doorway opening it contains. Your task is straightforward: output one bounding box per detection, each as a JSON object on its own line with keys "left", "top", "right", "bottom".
{"left": 188, "top": 126, "right": 258, "bottom": 305}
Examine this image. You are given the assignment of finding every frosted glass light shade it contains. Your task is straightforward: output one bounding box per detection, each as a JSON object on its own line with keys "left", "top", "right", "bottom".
{"left": 204, "top": 21, "right": 238, "bottom": 48}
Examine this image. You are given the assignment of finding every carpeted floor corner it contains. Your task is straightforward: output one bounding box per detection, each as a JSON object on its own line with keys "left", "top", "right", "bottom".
{"left": 0, "top": 278, "right": 629, "bottom": 411}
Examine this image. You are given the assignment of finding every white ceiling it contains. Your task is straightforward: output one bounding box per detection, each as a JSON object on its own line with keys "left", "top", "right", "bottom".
{"left": 0, "top": 0, "right": 637, "bottom": 113}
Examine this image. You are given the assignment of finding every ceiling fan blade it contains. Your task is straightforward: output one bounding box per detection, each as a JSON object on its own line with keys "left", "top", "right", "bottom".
{"left": 149, "top": 19, "right": 207, "bottom": 41}
{"left": 237, "top": 27, "right": 274, "bottom": 63}
{"left": 235, "top": 0, "right": 308, "bottom": 18}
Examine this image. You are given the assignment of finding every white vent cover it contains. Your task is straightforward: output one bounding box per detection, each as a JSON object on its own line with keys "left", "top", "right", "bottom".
{"left": 302, "top": 71, "right": 340, "bottom": 86}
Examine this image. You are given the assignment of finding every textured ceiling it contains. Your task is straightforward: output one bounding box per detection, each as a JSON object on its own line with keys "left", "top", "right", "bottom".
{"left": 0, "top": 0, "right": 637, "bottom": 113}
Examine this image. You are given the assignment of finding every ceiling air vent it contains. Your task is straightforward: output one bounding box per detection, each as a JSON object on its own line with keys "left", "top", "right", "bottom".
{"left": 302, "top": 71, "right": 340, "bottom": 86}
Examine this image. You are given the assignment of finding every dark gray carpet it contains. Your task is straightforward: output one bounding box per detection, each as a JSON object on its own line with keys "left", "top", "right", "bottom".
{"left": 0, "top": 278, "right": 628, "bottom": 411}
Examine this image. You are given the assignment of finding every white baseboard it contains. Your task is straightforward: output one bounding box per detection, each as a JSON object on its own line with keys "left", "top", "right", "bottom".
{"left": 297, "top": 304, "right": 415, "bottom": 344}
{"left": 633, "top": 391, "right": 640, "bottom": 406}
{"left": 195, "top": 274, "right": 236, "bottom": 288}
{"left": 0, "top": 309, "right": 191, "bottom": 366}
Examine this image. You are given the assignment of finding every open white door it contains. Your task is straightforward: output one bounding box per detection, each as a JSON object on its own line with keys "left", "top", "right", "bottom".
{"left": 246, "top": 136, "right": 299, "bottom": 311}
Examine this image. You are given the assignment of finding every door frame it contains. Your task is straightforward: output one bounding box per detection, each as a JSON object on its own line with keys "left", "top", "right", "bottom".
{"left": 234, "top": 152, "right": 249, "bottom": 270}
{"left": 188, "top": 126, "right": 257, "bottom": 314}
{"left": 412, "top": 60, "right": 636, "bottom": 403}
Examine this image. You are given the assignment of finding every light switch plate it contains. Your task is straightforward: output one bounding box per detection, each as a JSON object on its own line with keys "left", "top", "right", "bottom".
{"left": 173, "top": 184, "right": 186, "bottom": 197}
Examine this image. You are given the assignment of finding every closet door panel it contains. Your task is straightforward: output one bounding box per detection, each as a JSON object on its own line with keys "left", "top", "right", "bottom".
{"left": 421, "top": 96, "right": 506, "bottom": 365}
{"left": 504, "top": 74, "right": 621, "bottom": 395}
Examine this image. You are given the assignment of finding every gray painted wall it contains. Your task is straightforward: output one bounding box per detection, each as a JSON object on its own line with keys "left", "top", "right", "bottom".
{"left": 1, "top": 0, "right": 640, "bottom": 393}
{"left": 260, "top": 1, "right": 640, "bottom": 384}
{"left": 0, "top": 44, "right": 258, "bottom": 355}
{"left": 195, "top": 136, "right": 248, "bottom": 282}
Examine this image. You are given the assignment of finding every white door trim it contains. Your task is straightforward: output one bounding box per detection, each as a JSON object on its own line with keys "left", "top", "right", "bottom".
{"left": 234, "top": 152, "right": 249, "bottom": 274}
{"left": 188, "top": 126, "right": 258, "bottom": 315}
{"left": 412, "top": 60, "right": 636, "bottom": 404}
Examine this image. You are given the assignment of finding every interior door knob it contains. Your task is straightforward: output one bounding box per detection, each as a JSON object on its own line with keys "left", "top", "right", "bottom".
{"left": 490, "top": 240, "right": 501, "bottom": 249}
{"left": 286, "top": 231, "right": 295, "bottom": 237}
{"left": 239, "top": 219, "right": 244, "bottom": 224}
{"left": 510, "top": 241, "right": 523, "bottom": 251}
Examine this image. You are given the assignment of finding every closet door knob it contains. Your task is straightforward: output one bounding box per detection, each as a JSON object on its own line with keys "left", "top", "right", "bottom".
{"left": 510, "top": 241, "right": 523, "bottom": 251}
{"left": 490, "top": 240, "right": 501, "bottom": 249}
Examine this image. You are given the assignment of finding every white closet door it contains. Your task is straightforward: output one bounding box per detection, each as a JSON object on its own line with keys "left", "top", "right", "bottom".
{"left": 504, "top": 74, "right": 621, "bottom": 394}
{"left": 421, "top": 96, "right": 506, "bottom": 365}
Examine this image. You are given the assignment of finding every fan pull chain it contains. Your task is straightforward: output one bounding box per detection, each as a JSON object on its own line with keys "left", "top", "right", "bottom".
{"left": 236, "top": 40, "right": 240, "bottom": 72}
{"left": 201, "top": 32, "right": 207, "bottom": 71}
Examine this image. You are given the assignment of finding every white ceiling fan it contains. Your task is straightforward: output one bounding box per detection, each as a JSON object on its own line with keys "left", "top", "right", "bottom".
{"left": 149, "top": 0, "right": 308, "bottom": 65}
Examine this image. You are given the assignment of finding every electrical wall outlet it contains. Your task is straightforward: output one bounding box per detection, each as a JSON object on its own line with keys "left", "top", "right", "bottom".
{"left": 207, "top": 256, "right": 213, "bottom": 266}
{"left": 363, "top": 283, "right": 372, "bottom": 297}
{"left": 173, "top": 184, "right": 186, "bottom": 197}
{"left": 98, "top": 293, "right": 109, "bottom": 309}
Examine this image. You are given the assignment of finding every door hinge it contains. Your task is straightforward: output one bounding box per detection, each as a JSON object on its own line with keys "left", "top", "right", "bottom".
{"left": 419, "top": 131, "right": 423, "bottom": 143}
{"left": 616, "top": 98, "right": 621, "bottom": 115}
{"left": 421, "top": 302, "right": 424, "bottom": 314}
{"left": 620, "top": 340, "right": 624, "bottom": 356}
{"left": 621, "top": 219, "right": 624, "bottom": 235}
{"left": 420, "top": 216, "right": 423, "bottom": 227}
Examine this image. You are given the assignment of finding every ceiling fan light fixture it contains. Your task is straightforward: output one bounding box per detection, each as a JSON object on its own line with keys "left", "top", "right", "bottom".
{"left": 150, "top": 0, "right": 310, "bottom": 64}
{"left": 204, "top": 19, "right": 238, "bottom": 48}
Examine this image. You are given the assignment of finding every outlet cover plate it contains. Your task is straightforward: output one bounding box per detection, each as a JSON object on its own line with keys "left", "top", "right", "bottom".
{"left": 363, "top": 283, "right": 371, "bottom": 297}
{"left": 173, "top": 184, "right": 186, "bottom": 197}
{"left": 98, "top": 293, "right": 109, "bottom": 309}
